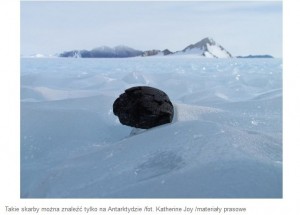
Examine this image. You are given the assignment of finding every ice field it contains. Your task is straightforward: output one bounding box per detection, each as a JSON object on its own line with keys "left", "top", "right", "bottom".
{"left": 21, "top": 57, "right": 282, "bottom": 198}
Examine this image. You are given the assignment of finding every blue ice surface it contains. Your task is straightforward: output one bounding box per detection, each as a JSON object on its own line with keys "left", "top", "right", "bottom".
{"left": 21, "top": 57, "right": 282, "bottom": 198}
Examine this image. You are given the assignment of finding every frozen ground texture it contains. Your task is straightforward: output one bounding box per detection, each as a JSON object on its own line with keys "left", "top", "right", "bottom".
{"left": 21, "top": 57, "right": 282, "bottom": 198}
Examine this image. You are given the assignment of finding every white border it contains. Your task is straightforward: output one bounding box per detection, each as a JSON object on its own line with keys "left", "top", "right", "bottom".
{"left": 1, "top": 0, "right": 300, "bottom": 214}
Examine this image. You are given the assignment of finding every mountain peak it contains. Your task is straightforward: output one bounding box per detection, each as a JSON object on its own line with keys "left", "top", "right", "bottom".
{"left": 194, "top": 37, "right": 216, "bottom": 47}
{"left": 183, "top": 37, "right": 216, "bottom": 52}
{"left": 182, "top": 37, "right": 232, "bottom": 58}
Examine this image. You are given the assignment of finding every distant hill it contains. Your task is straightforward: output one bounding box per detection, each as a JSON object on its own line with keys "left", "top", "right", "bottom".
{"left": 59, "top": 37, "right": 233, "bottom": 59}
{"left": 236, "top": 55, "right": 274, "bottom": 59}
{"left": 57, "top": 38, "right": 272, "bottom": 59}
{"left": 59, "top": 45, "right": 143, "bottom": 58}
{"left": 141, "top": 49, "right": 173, "bottom": 56}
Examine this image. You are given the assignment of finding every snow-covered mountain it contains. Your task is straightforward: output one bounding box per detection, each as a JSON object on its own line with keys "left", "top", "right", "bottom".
{"left": 59, "top": 45, "right": 143, "bottom": 58}
{"left": 178, "top": 37, "right": 232, "bottom": 58}
{"left": 58, "top": 38, "right": 234, "bottom": 58}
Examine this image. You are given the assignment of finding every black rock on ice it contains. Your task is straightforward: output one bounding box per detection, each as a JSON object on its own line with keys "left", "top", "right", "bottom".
{"left": 113, "top": 86, "right": 174, "bottom": 129}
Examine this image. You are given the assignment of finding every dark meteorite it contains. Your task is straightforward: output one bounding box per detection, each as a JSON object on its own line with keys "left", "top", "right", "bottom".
{"left": 113, "top": 86, "right": 174, "bottom": 129}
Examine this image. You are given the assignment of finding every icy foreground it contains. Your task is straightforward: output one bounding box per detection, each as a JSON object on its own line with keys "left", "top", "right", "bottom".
{"left": 21, "top": 57, "right": 282, "bottom": 198}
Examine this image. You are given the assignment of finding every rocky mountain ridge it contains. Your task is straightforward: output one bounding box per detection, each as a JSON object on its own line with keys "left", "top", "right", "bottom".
{"left": 59, "top": 37, "right": 233, "bottom": 59}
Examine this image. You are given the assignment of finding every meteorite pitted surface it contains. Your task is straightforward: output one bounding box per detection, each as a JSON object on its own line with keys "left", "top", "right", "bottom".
{"left": 113, "top": 86, "right": 174, "bottom": 129}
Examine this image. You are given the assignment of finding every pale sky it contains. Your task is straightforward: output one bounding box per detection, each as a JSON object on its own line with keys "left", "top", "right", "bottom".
{"left": 21, "top": 1, "right": 282, "bottom": 57}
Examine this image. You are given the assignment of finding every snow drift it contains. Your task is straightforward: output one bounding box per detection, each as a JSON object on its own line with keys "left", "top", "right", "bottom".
{"left": 21, "top": 57, "right": 282, "bottom": 198}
